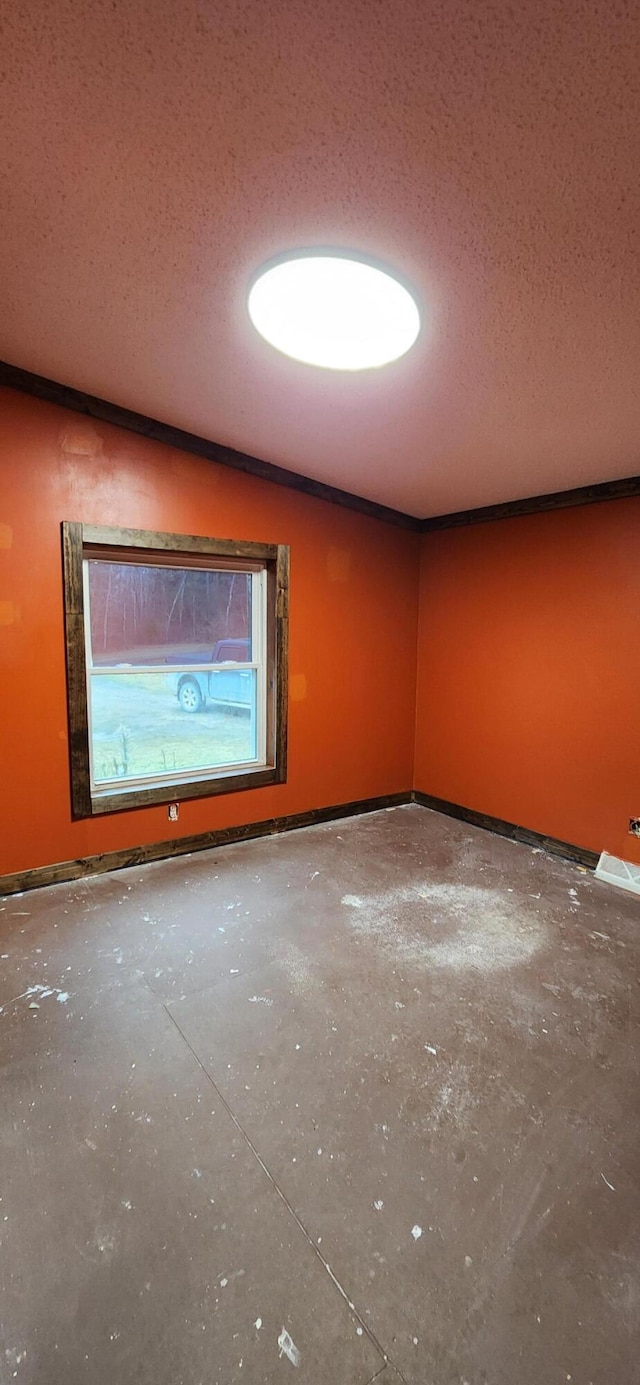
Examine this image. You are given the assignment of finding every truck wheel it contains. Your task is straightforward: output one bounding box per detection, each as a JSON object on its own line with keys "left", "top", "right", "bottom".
{"left": 178, "top": 678, "right": 204, "bottom": 712}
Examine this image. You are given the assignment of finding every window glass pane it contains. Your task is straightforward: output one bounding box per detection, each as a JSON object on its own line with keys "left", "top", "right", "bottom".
{"left": 90, "top": 669, "right": 258, "bottom": 785}
{"left": 87, "top": 562, "right": 252, "bottom": 667}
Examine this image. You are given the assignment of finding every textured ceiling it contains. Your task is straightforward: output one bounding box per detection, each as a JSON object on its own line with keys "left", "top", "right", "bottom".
{"left": 1, "top": 0, "right": 639, "bottom": 517}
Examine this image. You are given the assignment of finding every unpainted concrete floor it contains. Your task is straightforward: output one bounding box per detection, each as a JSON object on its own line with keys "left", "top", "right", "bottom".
{"left": 1, "top": 804, "right": 639, "bottom": 1385}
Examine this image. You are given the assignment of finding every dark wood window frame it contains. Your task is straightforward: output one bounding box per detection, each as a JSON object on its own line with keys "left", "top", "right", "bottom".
{"left": 62, "top": 522, "right": 289, "bottom": 818}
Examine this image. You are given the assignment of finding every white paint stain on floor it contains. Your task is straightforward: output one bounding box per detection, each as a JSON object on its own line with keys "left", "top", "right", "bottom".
{"left": 342, "top": 882, "right": 548, "bottom": 972}
{"left": 0, "top": 984, "right": 71, "bottom": 1014}
{"left": 271, "top": 938, "right": 316, "bottom": 996}
{"left": 5, "top": 1347, "right": 27, "bottom": 1370}
{"left": 277, "top": 1326, "right": 301, "bottom": 1367}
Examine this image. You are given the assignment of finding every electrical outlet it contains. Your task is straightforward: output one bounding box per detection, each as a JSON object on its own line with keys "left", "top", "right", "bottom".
{"left": 629, "top": 817, "right": 640, "bottom": 837}
{"left": 168, "top": 802, "right": 179, "bottom": 822}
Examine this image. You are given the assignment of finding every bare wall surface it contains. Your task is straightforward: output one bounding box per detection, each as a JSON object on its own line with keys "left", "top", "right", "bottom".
{"left": 2, "top": 386, "right": 638, "bottom": 878}
{"left": 0, "top": 388, "right": 419, "bottom": 875}
{"left": 415, "top": 499, "right": 640, "bottom": 864}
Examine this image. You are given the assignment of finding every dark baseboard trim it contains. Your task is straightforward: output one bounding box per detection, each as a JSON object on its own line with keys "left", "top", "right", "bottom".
{"left": 0, "top": 792, "right": 412, "bottom": 896}
{"left": 1, "top": 786, "right": 600, "bottom": 897}
{"left": 0, "top": 789, "right": 599, "bottom": 895}
{"left": 413, "top": 790, "right": 599, "bottom": 869}
{"left": 421, "top": 474, "right": 640, "bottom": 531}
{"left": 0, "top": 361, "right": 421, "bottom": 532}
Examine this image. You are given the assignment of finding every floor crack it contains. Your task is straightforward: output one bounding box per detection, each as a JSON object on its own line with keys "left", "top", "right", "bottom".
{"left": 163, "top": 1000, "right": 405, "bottom": 1380}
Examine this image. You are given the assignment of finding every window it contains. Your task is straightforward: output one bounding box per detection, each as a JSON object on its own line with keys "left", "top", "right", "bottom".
{"left": 62, "top": 523, "right": 289, "bottom": 817}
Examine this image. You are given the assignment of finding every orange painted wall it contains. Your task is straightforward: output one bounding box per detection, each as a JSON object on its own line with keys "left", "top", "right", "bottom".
{"left": 414, "top": 499, "right": 640, "bottom": 863}
{"left": 0, "top": 388, "right": 420, "bottom": 876}
{"left": 3, "top": 384, "right": 638, "bottom": 880}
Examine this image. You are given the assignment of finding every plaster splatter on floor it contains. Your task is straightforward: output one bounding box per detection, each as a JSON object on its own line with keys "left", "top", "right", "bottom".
{"left": 277, "top": 1326, "right": 301, "bottom": 1366}
{"left": 271, "top": 937, "right": 317, "bottom": 995}
{"left": 426, "top": 1060, "right": 481, "bottom": 1130}
{"left": 341, "top": 882, "right": 547, "bottom": 972}
{"left": 0, "top": 984, "right": 71, "bottom": 1013}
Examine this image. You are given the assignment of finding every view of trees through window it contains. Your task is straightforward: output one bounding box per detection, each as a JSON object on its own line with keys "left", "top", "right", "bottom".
{"left": 87, "top": 561, "right": 252, "bottom": 665}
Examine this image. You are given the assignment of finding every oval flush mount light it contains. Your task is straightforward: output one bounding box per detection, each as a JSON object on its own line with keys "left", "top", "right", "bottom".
{"left": 247, "top": 250, "right": 421, "bottom": 370}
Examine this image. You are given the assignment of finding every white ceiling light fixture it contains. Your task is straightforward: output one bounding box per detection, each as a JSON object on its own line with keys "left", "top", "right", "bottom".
{"left": 247, "top": 250, "right": 421, "bottom": 370}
